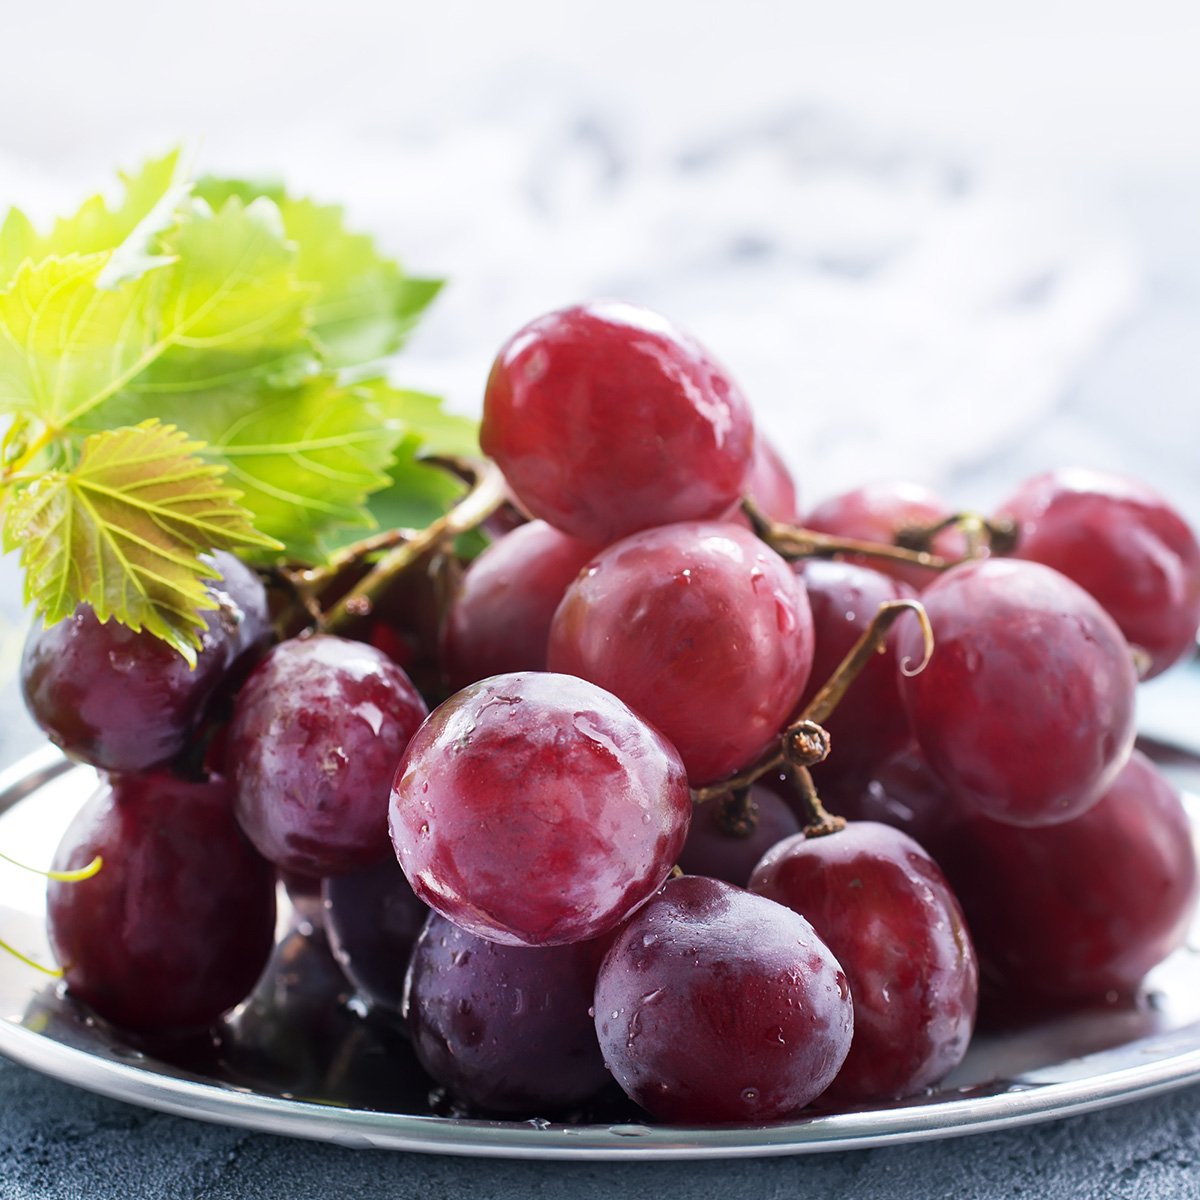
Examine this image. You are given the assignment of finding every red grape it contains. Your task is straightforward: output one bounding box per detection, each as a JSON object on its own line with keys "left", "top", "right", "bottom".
{"left": 805, "top": 481, "right": 966, "bottom": 590}
{"left": 743, "top": 434, "right": 800, "bottom": 523}
{"left": 229, "top": 635, "right": 429, "bottom": 876}
{"left": 997, "top": 468, "right": 1200, "bottom": 679}
{"left": 441, "top": 520, "right": 599, "bottom": 691}
{"left": 750, "top": 822, "right": 977, "bottom": 1103}
{"left": 20, "top": 551, "right": 269, "bottom": 773}
{"left": 799, "top": 559, "right": 917, "bottom": 793}
{"left": 404, "top": 913, "right": 611, "bottom": 1113}
{"left": 480, "top": 303, "right": 754, "bottom": 544}
{"left": 896, "top": 559, "right": 1137, "bottom": 826}
{"left": 47, "top": 773, "right": 276, "bottom": 1033}
{"left": 593, "top": 875, "right": 853, "bottom": 1123}
{"left": 940, "top": 749, "right": 1198, "bottom": 1001}
{"left": 548, "top": 521, "right": 813, "bottom": 785}
{"left": 389, "top": 671, "right": 691, "bottom": 947}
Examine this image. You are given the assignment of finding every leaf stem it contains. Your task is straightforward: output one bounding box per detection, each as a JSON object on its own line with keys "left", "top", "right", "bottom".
{"left": 2, "top": 424, "right": 58, "bottom": 482}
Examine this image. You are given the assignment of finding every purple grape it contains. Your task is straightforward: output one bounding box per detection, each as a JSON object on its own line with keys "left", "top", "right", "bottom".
{"left": 804, "top": 481, "right": 966, "bottom": 590}
{"left": 229, "top": 635, "right": 428, "bottom": 877}
{"left": 678, "top": 786, "right": 800, "bottom": 886}
{"left": 800, "top": 559, "right": 917, "bottom": 793}
{"left": 21, "top": 551, "right": 270, "bottom": 773}
{"left": 322, "top": 858, "right": 429, "bottom": 1015}
{"left": 47, "top": 772, "right": 276, "bottom": 1033}
{"left": 404, "top": 913, "right": 611, "bottom": 1113}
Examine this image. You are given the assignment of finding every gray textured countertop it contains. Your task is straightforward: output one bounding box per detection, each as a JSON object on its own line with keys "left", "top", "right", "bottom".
{"left": 1, "top": 1053, "right": 1199, "bottom": 1199}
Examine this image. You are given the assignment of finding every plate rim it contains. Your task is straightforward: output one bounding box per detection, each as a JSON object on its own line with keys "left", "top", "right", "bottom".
{"left": 3, "top": 746, "right": 1200, "bottom": 1160}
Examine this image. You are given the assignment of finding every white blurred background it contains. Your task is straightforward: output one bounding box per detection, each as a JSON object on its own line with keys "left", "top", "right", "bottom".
{"left": 1, "top": 0, "right": 1199, "bottom": 748}
{"left": 3, "top": 0, "right": 1198, "bottom": 492}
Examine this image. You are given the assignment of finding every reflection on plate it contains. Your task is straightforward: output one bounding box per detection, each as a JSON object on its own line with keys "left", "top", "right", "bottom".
{"left": 2, "top": 746, "right": 1200, "bottom": 1160}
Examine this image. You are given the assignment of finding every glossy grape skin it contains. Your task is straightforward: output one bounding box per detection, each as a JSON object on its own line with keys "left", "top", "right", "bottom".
{"left": 743, "top": 435, "right": 800, "bottom": 523}
{"left": 404, "top": 913, "right": 611, "bottom": 1113}
{"left": 800, "top": 560, "right": 917, "bottom": 794}
{"left": 390, "top": 672, "right": 691, "bottom": 947}
{"left": 805, "top": 481, "right": 965, "bottom": 591}
{"left": 940, "top": 750, "right": 1198, "bottom": 1001}
{"left": 750, "top": 822, "right": 977, "bottom": 1103}
{"left": 678, "top": 787, "right": 800, "bottom": 887}
{"left": 896, "top": 558, "right": 1137, "bottom": 827}
{"left": 20, "top": 551, "right": 270, "bottom": 773}
{"left": 47, "top": 773, "right": 276, "bottom": 1033}
{"left": 997, "top": 468, "right": 1200, "bottom": 679}
{"left": 322, "top": 858, "right": 429, "bottom": 1015}
{"left": 441, "top": 520, "right": 599, "bottom": 691}
{"left": 481, "top": 303, "right": 754, "bottom": 545}
{"left": 594, "top": 876, "right": 853, "bottom": 1123}
{"left": 229, "top": 635, "right": 429, "bottom": 877}
{"left": 548, "top": 522, "right": 813, "bottom": 785}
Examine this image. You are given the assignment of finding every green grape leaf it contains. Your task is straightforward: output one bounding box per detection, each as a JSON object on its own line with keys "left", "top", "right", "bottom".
{"left": 313, "top": 384, "right": 480, "bottom": 556}
{"left": 0, "top": 209, "right": 37, "bottom": 284}
{"left": 1, "top": 198, "right": 318, "bottom": 432}
{"left": 0, "top": 254, "right": 161, "bottom": 427}
{"left": 132, "top": 196, "right": 318, "bottom": 393}
{"left": 362, "top": 382, "right": 480, "bottom": 457}
{"left": 3, "top": 420, "right": 277, "bottom": 664}
{"left": 0, "top": 150, "right": 189, "bottom": 289}
{"left": 91, "top": 376, "right": 406, "bottom": 560}
{"left": 196, "top": 177, "right": 441, "bottom": 368}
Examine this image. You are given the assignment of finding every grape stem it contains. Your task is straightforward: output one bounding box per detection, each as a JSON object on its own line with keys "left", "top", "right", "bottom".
{"left": 690, "top": 599, "right": 934, "bottom": 806}
{"left": 272, "top": 458, "right": 506, "bottom": 634}
{"left": 789, "top": 765, "right": 846, "bottom": 839}
{"left": 743, "top": 499, "right": 1016, "bottom": 569}
{"left": 895, "top": 511, "right": 1019, "bottom": 557}
{"left": 714, "top": 788, "right": 758, "bottom": 838}
{"left": 322, "top": 458, "right": 506, "bottom": 631}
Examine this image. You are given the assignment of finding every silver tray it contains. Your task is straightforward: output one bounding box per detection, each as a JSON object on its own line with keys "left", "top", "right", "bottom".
{"left": 2, "top": 741, "right": 1200, "bottom": 1161}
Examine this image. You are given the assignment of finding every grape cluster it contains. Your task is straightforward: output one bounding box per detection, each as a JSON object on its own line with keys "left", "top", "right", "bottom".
{"left": 24, "top": 301, "right": 1200, "bottom": 1125}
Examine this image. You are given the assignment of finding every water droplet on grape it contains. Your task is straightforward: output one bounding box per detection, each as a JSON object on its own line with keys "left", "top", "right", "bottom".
{"left": 775, "top": 597, "right": 796, "bottom": 634}
{"left": 741, "top": 1087, "right": 759, "bottom": 1103}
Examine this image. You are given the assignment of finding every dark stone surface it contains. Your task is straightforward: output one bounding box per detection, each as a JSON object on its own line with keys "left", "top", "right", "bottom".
{"left": 1, "top": 1053, "right": 1200, "bottom": 1199}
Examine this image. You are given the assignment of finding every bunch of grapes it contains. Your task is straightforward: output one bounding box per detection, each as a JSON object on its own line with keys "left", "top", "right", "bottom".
{"left": 23, "top": 301, "right": 1200, "bottom": 1125}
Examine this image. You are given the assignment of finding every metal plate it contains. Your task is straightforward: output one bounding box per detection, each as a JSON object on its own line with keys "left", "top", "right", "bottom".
{"left": 2, "top": 746, "right": 1200, "bottom": 1160}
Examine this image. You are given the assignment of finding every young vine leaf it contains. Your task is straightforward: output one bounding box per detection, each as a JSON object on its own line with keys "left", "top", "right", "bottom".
{"left": 195, "top": 178, "right": 442, "bottom": 369}
{"left": 3, "top": 420, "right": 277, "bottom": 664}
{"left": 0, "top": 150, "right": 467, "bottom": 657}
